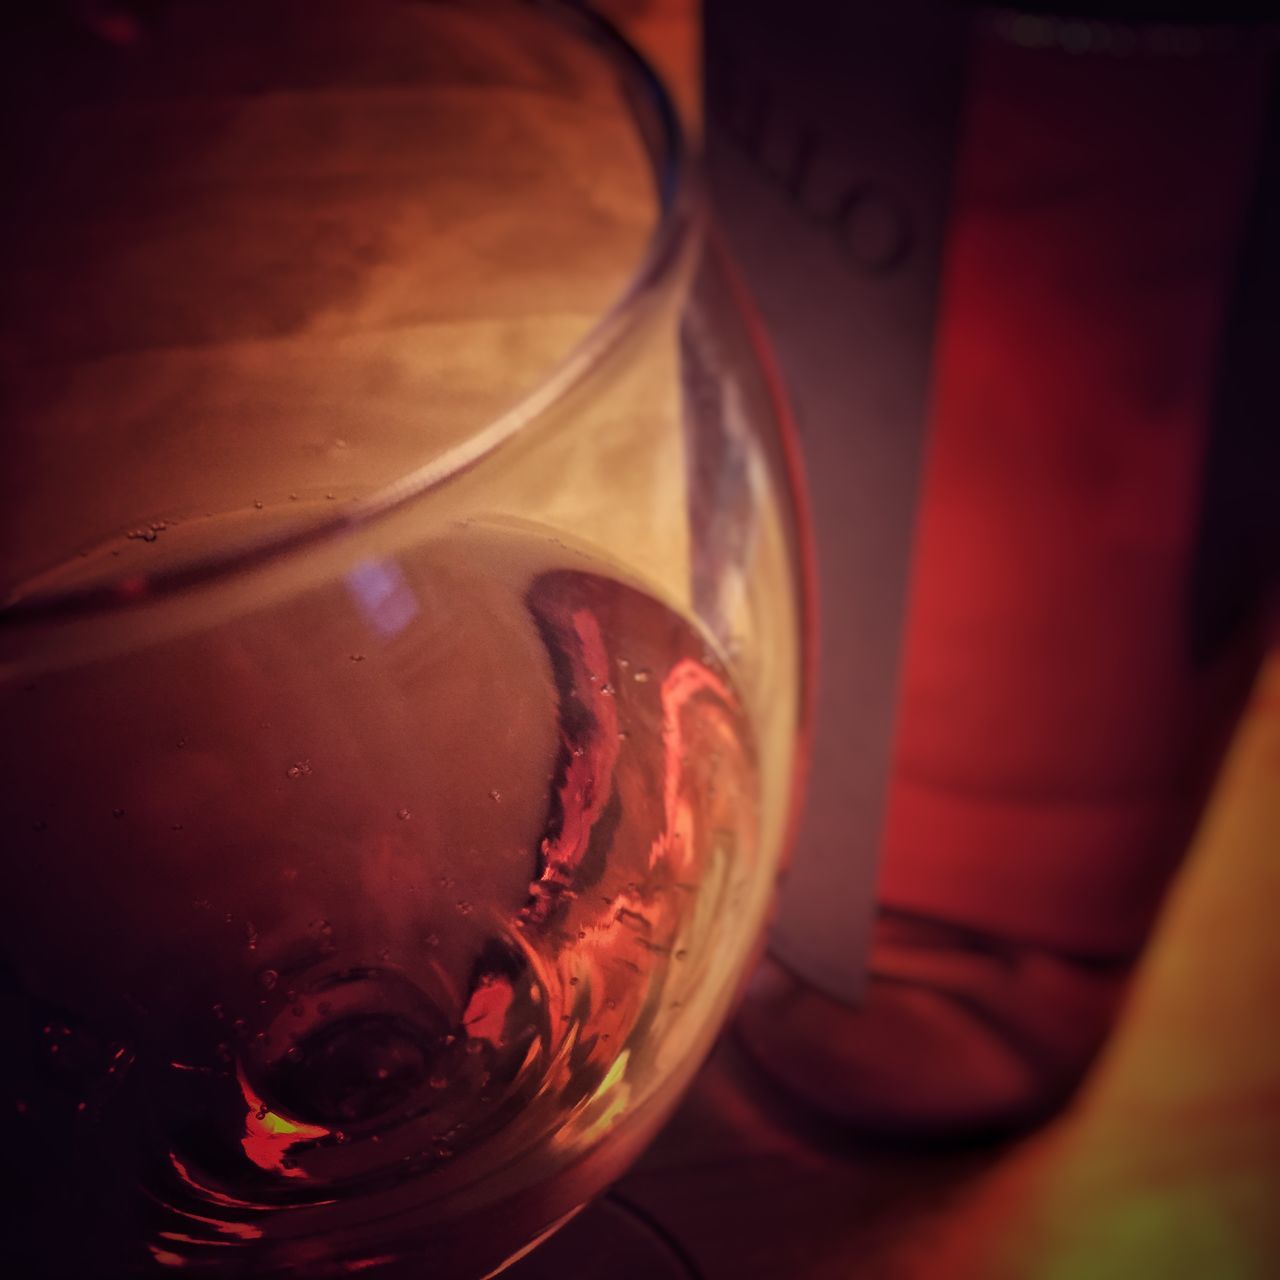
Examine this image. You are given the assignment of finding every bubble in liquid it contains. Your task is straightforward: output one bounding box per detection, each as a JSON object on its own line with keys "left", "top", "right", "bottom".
{"left": 488, "top": 789, "right": 502, "bottom": 802}
{"left": 632, "top": 669, "right": 652, "bottom": 684}
{"left": 349, "top": 654, "right": 366, "bottom": 663}
{"left": 112, "top": 807, "right": 125, "bottom": 819}
{"left": 253, "top": 500, "right": 264, "bottom": 510}
{"left": 258, "top": 969, "right": 279, "bottom": 992}
{"left": 428, "top": 1074, "right": 448, "bottom": 1091}
{"left": 287, "top": 761, "right": 313, "bottom": 780}
{"left": 396, "top": 809, "right": 412, "bottom": 822}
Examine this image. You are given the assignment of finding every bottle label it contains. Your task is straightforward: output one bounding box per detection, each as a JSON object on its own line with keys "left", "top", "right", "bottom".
{"left": 707, "top": 1, "right": 1275, "bottom": 991}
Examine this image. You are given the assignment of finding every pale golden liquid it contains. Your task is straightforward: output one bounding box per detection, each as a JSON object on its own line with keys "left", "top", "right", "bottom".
{"left": 0, "top": 517, "right": 770, "bottom": 1277}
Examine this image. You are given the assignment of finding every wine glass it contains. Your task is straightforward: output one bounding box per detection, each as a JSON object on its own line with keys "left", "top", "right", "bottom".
{"left": 0, "top": 2, "right": 809, "bottom": 1276}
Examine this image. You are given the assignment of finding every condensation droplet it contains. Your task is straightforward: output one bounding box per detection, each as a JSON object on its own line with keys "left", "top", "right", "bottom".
{"left": 456, "top": 900, "right": 472, "bottom": 917}
{"left": 422, "top": 932, "right": 439, "bottom": 949}
{"left": 258, "top": 969, "right": 279, "bottom": 991}
{"left": 397, "top": 808, "right": 412, "bottom": 822}
{"left": 488, "top": 789, "right": 501, "bottom": 802}
{"left": 287, "top": 760, "right": 313, "bottom": 780}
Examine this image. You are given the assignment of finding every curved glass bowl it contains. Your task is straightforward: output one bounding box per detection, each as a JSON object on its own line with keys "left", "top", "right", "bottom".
{"left": 0, "top": 3, "right": 810, "bottom": 1276}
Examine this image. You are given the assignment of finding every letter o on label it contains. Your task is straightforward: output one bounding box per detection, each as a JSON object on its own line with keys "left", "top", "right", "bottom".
{"left": 835, "top": 184, "right": 914, "bottom": 274}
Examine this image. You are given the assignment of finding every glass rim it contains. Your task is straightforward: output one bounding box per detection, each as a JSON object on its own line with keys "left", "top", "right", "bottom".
{"left": 2, "top": 0, "right": 701, "bottom": 627}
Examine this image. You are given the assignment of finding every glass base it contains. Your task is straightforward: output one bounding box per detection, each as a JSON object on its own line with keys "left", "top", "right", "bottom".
{"left": 500, "top": 1194, "right": 699, "bottom": 1279}
{"left": 736, "top": 918, "right": 1131, "bottom": 1141}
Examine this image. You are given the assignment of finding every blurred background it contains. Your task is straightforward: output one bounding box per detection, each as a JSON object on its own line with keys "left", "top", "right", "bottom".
{"left": 583, "top": 2, "right": 1280, "bottom": 1278}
